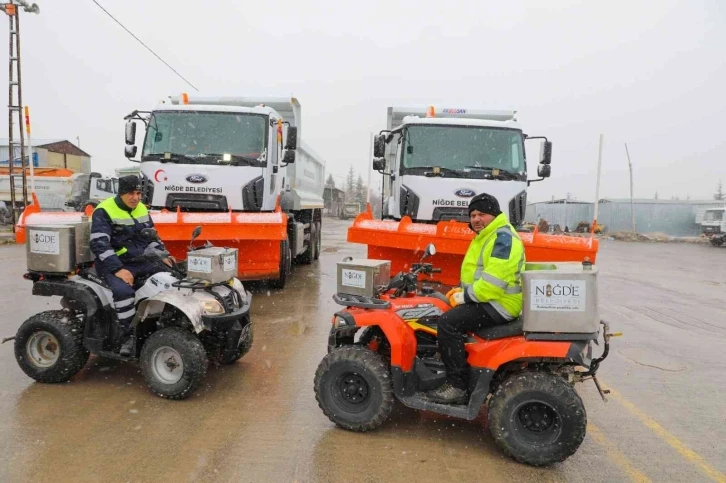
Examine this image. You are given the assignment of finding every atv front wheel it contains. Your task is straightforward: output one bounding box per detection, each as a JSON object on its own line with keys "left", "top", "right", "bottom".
{"left": 14, "top": 310, "right": 89, "bottom": 383}
{"left": 488, "top": 371, "right": 587, "bottom": 466}
{"left": 140, "top": 327, "right": 208, "bottom": 400}
{"left": 218, "top": 321, "right": 253, "bottom": 364}
{"left": 314, "top": 345, "right": 394, "bottom": 432}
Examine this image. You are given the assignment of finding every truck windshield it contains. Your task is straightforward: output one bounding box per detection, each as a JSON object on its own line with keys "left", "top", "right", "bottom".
{"left": 704, "top": 210, "right": 724, "bottom": 221}
{"left": 401, "top": 125, "right": 525, "bottom": 177}
{"left": 141, "top": 111, "right": 267, "bottom": 167}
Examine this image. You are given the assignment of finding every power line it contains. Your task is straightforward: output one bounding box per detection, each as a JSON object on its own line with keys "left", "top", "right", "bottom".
{"left": 91, "top": 0, "right": 199, "bottom": 92}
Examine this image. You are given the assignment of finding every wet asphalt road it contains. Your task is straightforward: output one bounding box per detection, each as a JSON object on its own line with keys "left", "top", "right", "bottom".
{"left": 0, "top": 219, "right": 725, "bottom": 483}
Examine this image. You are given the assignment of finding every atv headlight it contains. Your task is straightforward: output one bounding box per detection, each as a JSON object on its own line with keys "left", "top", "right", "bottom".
{"left": 201, "top": 300, "right": 224, "bottom": 315}
{"left": 333, "top": 316, "right": 347, "bottom": 328}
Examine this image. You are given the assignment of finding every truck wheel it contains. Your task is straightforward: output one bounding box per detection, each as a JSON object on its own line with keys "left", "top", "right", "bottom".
{"left": 140, "top": 327, "right": 208, "bottom": 400}
{"left": 270, "top": 238, "right": 291, "bottom": 289}
{"left": 314, "top": 221, "right": 321, "bottom": 260}
{"left": 219, "top": 320, "right": 253, "bottom": 364}
{"left": 488, "top": 371, "right": 587, "bottom": 466}
{"left": 314, "top": 345, "right": 394, "bottom": 432}
{"left": 710, "top": 237, "right": 723, "bottom": 247}
{"left": 298, "top": 222, "right": 317, "bottom": 265}
{"left": 14, "top": 310, "right": 89, "bottom": 383}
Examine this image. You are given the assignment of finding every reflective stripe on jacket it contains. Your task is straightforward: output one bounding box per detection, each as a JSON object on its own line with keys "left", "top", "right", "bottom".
{"left": 90, "top": 196, "right": 161, "bottom": 273}
{"left": 460, "top": 213, "right": 525, "bottom": 320}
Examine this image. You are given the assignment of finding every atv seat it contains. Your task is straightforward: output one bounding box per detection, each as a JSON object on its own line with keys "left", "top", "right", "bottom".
{"left": 79, "top": 267, "right": 112, "bottom": 290}
{"left": 471, "top": 318, "right": 523, "bottom": 341}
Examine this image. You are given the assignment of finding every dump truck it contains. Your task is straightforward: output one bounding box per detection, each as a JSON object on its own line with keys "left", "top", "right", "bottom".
{"left": 347, "top": 105, "right": 599, "bottom": 286}
{"left": 1, "top": 168, "right": 116, "bottom": 222}
{"left": 15, "top": 95, "right": 326, "bottom": 289}
{"left": 124, "top": 94, "right": 325, "bottom": 288}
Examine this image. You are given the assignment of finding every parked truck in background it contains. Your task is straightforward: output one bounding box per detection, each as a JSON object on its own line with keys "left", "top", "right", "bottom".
{"left": 341, "top": 202, "right": 361, "bottom": 220}
{"left": 1, "top": 168, "right": 117, "bottom": 222}
{"left": 122, "top": 94, "right": 326, "bottom": 288}
{"left": 701, "top": 206, "right": 726, "bottom": 246}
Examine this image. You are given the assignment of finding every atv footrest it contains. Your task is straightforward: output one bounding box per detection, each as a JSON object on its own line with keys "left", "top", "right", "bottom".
{"left": 332, "top": 293, "right": 390, "bottom": 309}
{"left": 398, "top": 395, "right": 471, "bottom": 420}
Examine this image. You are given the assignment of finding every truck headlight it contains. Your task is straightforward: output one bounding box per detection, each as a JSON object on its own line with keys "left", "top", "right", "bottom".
{"left": 201, "top": 300, "right": 224, "bottom": 315}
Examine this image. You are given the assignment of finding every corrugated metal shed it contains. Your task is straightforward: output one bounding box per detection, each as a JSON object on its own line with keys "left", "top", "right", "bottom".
{"left": 525, "top": 198, "right": 726, "bottom": 236}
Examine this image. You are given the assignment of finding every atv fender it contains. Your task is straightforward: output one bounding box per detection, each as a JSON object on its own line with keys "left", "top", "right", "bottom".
{"left": 346, "top": 309, "right": 418, "bottom": 372}
{"left": 133, "top": 291, "right": 207, "bottom": 334}
{"left": 467, "top": 337, "right": 574, "bottom": 370}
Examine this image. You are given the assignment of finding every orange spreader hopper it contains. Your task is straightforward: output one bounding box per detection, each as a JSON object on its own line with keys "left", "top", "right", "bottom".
{"left": 15, "top": 194, "right": 287, "bottom": 281}
{"left": 347, "top": 205, "right": 599, "bottom": 287}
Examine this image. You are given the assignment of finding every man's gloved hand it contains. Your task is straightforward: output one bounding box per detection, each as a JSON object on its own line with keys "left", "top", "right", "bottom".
{"left": 445, "top": 287, "right": 462, "bottom": 299}
{"left": 448, "top": 290, "right": 465, "bottom": 307}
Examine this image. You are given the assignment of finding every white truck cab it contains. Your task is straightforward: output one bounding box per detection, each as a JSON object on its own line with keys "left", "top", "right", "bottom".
{"left": 125, "top": 101, "right": 297, "bottom": 213}
{"left": 702, "top": 207, "right": 726, "bottom": 235}
{"left": 374, "top": 106, "right": 551, "bottom": 226}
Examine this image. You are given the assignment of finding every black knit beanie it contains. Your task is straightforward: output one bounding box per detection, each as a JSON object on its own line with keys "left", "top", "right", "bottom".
{"left": 118, "top": 175, "right": 141, "bottom": 195}
{"left": 468, "top": 192, "right": 501, "bottom": 217}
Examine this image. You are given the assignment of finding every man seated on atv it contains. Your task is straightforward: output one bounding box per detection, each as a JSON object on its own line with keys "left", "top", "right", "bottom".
{"left": 90, "top": 175, "right": 173, "bottom": 356}
{"left": 427, "top": 193, "right": 525, "bottom": 404}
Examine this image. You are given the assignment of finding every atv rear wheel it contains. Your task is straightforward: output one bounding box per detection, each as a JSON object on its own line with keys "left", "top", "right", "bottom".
{"left": 488, "top": 371, "right": 587, "bottom": 466}
{"left": 314, "top": 345, "right": 394, "bottom": 432}
{"left": 140, "top": 327, "right": 208, "bottom": 400}
{"left": 218, "top": 321, "right": 253, "bottom": 364}
{"left": 14, "top": 310, "right": 89, "bottom": 383}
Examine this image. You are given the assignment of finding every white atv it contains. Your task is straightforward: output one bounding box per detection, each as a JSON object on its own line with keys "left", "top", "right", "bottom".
{"left": 12, "top": 225, "right": 253, "bottom": 400}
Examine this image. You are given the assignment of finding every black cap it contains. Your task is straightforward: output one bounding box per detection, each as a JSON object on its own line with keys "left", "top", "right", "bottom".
{"left": 118, "top": 175, "right": 141, "bottom": 196}
{"left": 468, "top": 192, "right": 501, "bottom": 217}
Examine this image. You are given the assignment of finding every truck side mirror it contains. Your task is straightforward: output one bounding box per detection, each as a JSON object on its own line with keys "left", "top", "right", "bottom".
{"left": 282, "top": 150, "right": 296, "bottom": 165}
{"left": 373, "top": 134, "right": 386, "bottom": 158}
{"left": 540, "top": 141, "right": 552, "bottom": 165}
{"left": 537, "top": 164, "right": 551, "bottom": 178}
{"left": 125, "top": 120, "right": 136, "bottom": 145}
{"left": 285, "top": 126, "right": 298, "bottom": 150}
{"left": 125, "top": 145, "right": 137, "bottom": 158}
{"left": 372, "top": 158, "right": 385, "bottom": 171}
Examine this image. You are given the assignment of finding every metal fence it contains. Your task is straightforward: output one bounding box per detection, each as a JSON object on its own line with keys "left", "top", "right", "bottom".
{"left": 525, "top": 201, "right": 725, "bottom": 236}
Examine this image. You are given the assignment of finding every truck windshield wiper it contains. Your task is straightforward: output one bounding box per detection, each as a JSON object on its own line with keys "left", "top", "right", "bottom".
{"left": 200, "top": 153, "right": 262, "bottom": 166}
{"left": 143, "top": 152, "right": 199, "bottom": 164}
{"left": 464, "top": 166, "right": 522, "bottom": 180}
{"left": 423, "top": 166, "right": 465, "bottom": 178}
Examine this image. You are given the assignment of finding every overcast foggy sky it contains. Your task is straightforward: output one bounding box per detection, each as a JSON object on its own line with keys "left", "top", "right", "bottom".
{"left": 2, "top": 0, "right": 725, "bottom": 202}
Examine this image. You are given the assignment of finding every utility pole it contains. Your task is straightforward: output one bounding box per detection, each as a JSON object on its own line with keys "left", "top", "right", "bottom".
{"left": 2, "top": 0, "right": 39, "bottom": 229}
{"left": 624, "top": 143, "right": 635, "bottom": 232}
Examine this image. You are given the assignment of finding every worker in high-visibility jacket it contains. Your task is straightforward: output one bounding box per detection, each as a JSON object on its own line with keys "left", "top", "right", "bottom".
{"left": 90, "top": 176, "right": 173, "bottom": 357}
{"left": 427, "top": 192, "right": 525, "bottom": 404}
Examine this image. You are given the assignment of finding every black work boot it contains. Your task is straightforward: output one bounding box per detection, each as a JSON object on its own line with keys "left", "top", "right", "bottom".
{"left": 426, "top": 382, "right": 468, "bottom": 405}
{"left": 118, "top": 331, "right": 136, "bottom": 357}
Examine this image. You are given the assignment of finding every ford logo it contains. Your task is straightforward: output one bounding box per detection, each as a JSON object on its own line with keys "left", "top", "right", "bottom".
{"left": 454, "top": 188, "right": 476, "bottom": 198}
{"left": 186, "top": 174, "right": 208, "bottom": 184}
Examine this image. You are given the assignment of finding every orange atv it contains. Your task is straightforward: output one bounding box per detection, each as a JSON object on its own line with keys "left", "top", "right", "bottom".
{"left": 314, "top": 244, "right": 616, "bottom": 467}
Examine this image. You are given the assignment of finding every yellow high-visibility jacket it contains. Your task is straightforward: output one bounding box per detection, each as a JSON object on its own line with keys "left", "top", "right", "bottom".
{"left": 460, "top": 213, "right": 525, "bottom": 319}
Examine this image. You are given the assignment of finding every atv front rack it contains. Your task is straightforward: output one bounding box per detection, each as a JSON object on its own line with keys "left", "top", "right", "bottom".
{"left": 332, "top": 293, "right": 390, "bottom": 309}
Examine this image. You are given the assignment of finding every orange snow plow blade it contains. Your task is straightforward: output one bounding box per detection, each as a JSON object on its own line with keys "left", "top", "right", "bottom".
{"left": 15, "top": 194, "right": 287, "bottom": 281}
{"left": 347, "top": 206, "right": 599, "bottom": 287}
